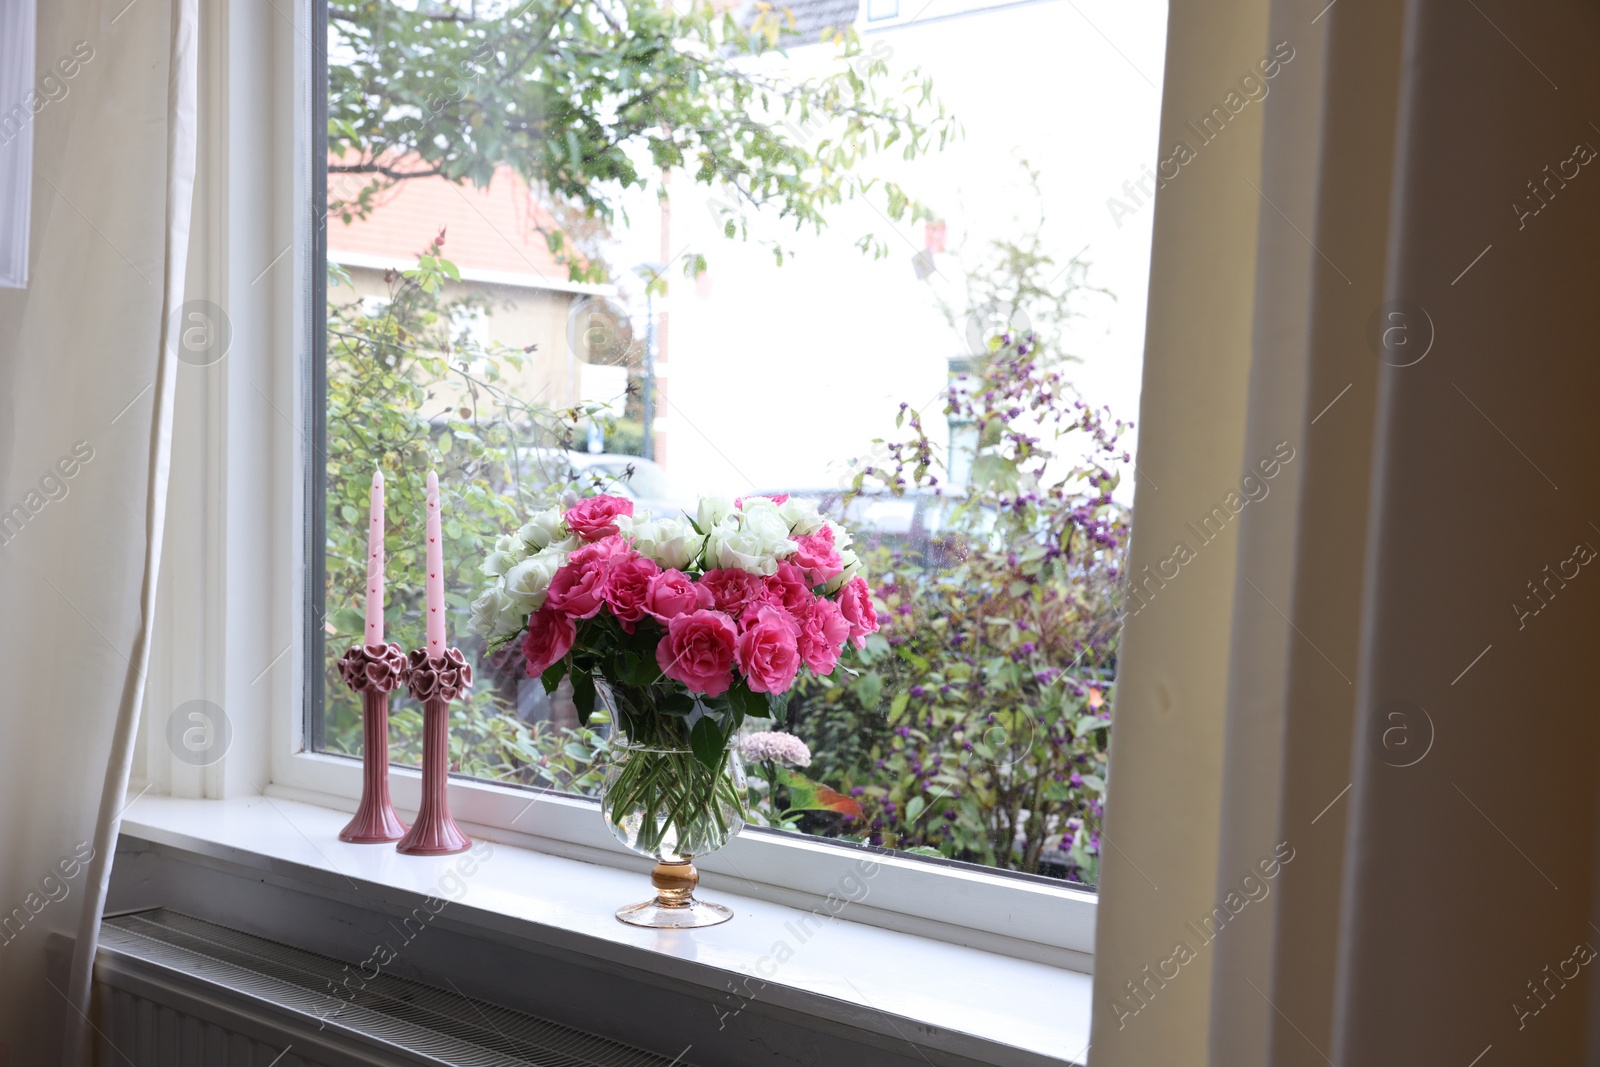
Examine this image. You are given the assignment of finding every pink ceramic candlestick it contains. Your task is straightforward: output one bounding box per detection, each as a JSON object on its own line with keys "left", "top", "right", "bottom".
{"left": 365, "top": 469, "right": 385, "bottom": 646}
{"left": 335, "top": 643, "right": 408, "bottom": 843}
{"left": 424, "top": 470, "right": 446, "bottom": 658}
{"left": 395, "top": 647, "right": 473, "bottom": 856}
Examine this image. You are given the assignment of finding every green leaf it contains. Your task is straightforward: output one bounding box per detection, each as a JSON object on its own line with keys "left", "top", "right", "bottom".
{"left": 766, "top": 689, "right": 792, "bottom": 728}
{"left": 540, "top": 658, "right": 567, "bottom": 695}
{"left": 328, "top": 606, "right": 365, "bottom": 637}
{"left": 1074, "top": 715, "right": 1112, "bottom": 737}
{"left": 969, "top": 453, "right": 1018, "bottom": 491}
{"left": 620, "top": 652, "right": 658, "bottom": 686}
{"left": 727, "top": 677, "right": 763, "bottom": 722}
{"left": 658, "top": 691, "right": 697, "bottom": 716}
{"left": 905, "top": 795, "right": 926, "bottom": 823}
{"left": 778, "top": 770, "right": 864, "bottom": 821}
{"left": 690, "top": 715, "right": 724, "bottom": 772}
{"left": 852, "top": 670, "right": 883, "bottom": 710}
{"left": 571, "top": 668, "right": 596, "bottom": 724}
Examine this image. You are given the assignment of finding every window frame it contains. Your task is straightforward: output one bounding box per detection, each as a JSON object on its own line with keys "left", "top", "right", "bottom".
{"left": 245, "top": 0, "right": 1099, "bottom": 971}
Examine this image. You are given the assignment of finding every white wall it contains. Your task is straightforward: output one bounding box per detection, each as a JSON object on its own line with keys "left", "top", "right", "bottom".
{"left": 607, "top": 0, "right": 1168, "bottom": 500}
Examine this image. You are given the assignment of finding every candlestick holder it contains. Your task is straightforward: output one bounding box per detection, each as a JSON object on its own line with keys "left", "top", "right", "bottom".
{"left": 335, "top": 643, "right": 410, "bottom": 843}
{"left": 395, "top": 647, "right": 473, "bottom": 856}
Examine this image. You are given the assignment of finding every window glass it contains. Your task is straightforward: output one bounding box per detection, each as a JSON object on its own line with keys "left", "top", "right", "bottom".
{"left": 317, "top": 0, "right": 1164, "bottom": 886}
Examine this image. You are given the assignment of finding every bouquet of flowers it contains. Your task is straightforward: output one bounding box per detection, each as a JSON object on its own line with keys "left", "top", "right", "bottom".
{"left": 470, "top": 492, "right": 879, "bottom": 858}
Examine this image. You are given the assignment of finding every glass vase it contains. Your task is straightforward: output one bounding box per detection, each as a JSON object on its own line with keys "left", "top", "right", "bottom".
{"left": 601, "top": 731, "right": 747, "bottom": 928}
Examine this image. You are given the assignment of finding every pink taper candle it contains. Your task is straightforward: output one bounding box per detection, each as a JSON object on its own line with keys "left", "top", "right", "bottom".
{"left": 365, "top": 469, "right": 385, "bottom": 646}
{"left": 424, "top": 470, "right": 446, "bottom": 658}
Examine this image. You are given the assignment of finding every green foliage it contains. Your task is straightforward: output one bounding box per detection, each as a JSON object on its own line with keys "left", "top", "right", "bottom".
{"left": 322, "top": 234, "right": 584, "bottom": 775}
{"left": 786, "top": 333, "right": 1131, "bottom": 885}
{"left": 327, "top": 0, "right": 958, "bottom": 278}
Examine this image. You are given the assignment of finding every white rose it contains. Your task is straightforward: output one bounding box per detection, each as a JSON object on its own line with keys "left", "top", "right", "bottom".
{"left": 778, "top": 496, "right": 827, "bottom": 536}
{"left": 741, "top": 501, "right": 799, "bottom": 556}
{"left": 468, "top": 586, "right": 499, "bottom": 636}
{"left": 708, "top": 508, "right": 798, "bottom": 576}
{"left": 631, "top": 516, "right": 706, "bottom": 571}
{"left": 481, "top": 533, "right": 528, "bottom": 577}
{"left": 517, "top": 508, "right": 567, "bottom": 552}
{"left": 707, "top": 517, "right": 765, "bottom": 575}
{"left": 698, "top": 495, "right": 735, "bottom": 531}
{"left": 546, "top": 533, "right": 581, "bottom": 556}
{"left": 504, "top": 550, "right": 564, "bottom": 608}
{"left": 825, "top": 548, "right": 862, "bottom": 593}
{"left": 824, "top": 519, "right": 853, "bottom": 552}
{"left": 469, "top": 585, "right": 529, "bottom": 638}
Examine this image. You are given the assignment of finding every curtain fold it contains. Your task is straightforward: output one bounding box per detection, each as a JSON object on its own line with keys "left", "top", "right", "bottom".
{"left": 1086, "top": 0, "right": 1272, "bottom": 1058}
{"left": 0, "top": 0, "right": 197, "bottom": 1062}
{"left": 1332, "top": 1, "right": 1600, "bottom": 1061}
{"left": 1094, "top": 0, "right": 1600, "bottom": 1064}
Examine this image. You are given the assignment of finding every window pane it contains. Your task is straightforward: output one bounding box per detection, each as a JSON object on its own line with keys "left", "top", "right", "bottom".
{"left": 317, "top": 0, "right": 1164, "bottom": 887}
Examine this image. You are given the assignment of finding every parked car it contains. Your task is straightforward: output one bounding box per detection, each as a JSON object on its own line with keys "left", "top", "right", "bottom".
{"left": 752, "top": 487, "right": 994, "bottom": 569}
{"left": 512, "top": 449, "right": 699, "bottom": 521}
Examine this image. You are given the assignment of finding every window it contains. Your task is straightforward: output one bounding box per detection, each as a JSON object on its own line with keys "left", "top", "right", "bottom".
{"left": 309, "top": 0, "right": 1163, "bottom": 897}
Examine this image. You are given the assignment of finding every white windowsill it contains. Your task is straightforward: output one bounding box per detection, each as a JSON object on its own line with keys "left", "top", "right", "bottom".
{"left": 118, "top": 795, "right": 1091, "bottom": 1066}
{"left": 269, "top": 751, "right": 1098, "bottom": 971}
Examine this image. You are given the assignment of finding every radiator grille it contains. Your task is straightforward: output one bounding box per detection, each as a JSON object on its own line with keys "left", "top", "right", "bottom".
{"left": 98, "top": 909, "right": 691, "bottom": 1067}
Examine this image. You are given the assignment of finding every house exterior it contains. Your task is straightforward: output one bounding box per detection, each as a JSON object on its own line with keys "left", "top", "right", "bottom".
{"left": 327, "top": 163, "right": 628, "bottom": 431}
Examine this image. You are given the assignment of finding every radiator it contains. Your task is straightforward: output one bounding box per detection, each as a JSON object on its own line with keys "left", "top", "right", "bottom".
{"left": 93, "top": 909, "right": 693, "bottom": 1067}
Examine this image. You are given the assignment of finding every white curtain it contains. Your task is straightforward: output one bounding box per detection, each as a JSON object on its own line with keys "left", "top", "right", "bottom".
{"left": 0, "top": 0, "right": 196, "bottom": 1062}
{"left": 1093, "top": 0, "right": 1600, "bottom": 1063}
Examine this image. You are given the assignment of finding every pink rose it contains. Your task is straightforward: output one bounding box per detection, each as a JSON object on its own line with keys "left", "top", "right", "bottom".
{"left": 655, "top": 610, "right": 739, "bottom": 697}
{"left": 646, "top": 568, "right": 709, "bottom": 622}
{"left": 545, "top": 538, "right": 622, "bottom": 618}
{"left": 735, "top": 606, "right": 802, "bottom": 694}
{"left": 605, "top": 550, "right": 660, "bottom": 631}
{"left": 790, "top": 524, "right": 843, "bottom": 585}
{"left": 699, "top": 568, "right": 764, "bottom": 615}
{"left": 837, "top": 576, "right": 879, "bottom": 648}
{"left": 564, "top": 494, "right": 633, "bottom": 541}
{"left": 760, "top": 561, "right": 813, "bottom": 619}
{"left": 797, "top": 596, "right": 850, "bottom": 676}
{"left": 522, "top": 605, "right": 576, "bottom": 677}
{"left": 735, "top": 493, "right": 789, "bottom": 507}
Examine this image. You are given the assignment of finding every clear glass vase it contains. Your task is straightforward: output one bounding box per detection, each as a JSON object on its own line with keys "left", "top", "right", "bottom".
{"left": 601, "top": 733, "right": 747, "bottom": 928}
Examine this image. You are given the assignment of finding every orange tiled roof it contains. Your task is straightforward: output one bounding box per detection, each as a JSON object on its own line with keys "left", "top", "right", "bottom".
{"left": 328, "top": 160, "right": 572, "bottom": 284}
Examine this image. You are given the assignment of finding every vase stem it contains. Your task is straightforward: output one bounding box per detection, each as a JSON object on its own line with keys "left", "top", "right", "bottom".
{"left": 651, "top": 859, "right": 698, "bottom": 909}
{"left": 340, "top": 690, "right": 408, "bottom": 843}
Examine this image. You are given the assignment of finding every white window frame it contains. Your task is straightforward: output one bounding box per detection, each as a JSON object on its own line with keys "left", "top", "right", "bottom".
{"left": 138, "top": 0, "right": 1097, "bottom": 975}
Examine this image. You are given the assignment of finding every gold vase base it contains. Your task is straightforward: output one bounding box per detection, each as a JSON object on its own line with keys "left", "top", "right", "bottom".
{"left": 616, "top": 859, "right": 733, "bottom": 929}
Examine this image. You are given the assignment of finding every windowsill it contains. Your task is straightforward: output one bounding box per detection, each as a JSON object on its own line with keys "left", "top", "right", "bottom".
{"left": 118, "top": 795, "right": 1091, "bottom": 1066}
{"left": 269, "top": 750, "right": 1098, "bottom": 970}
